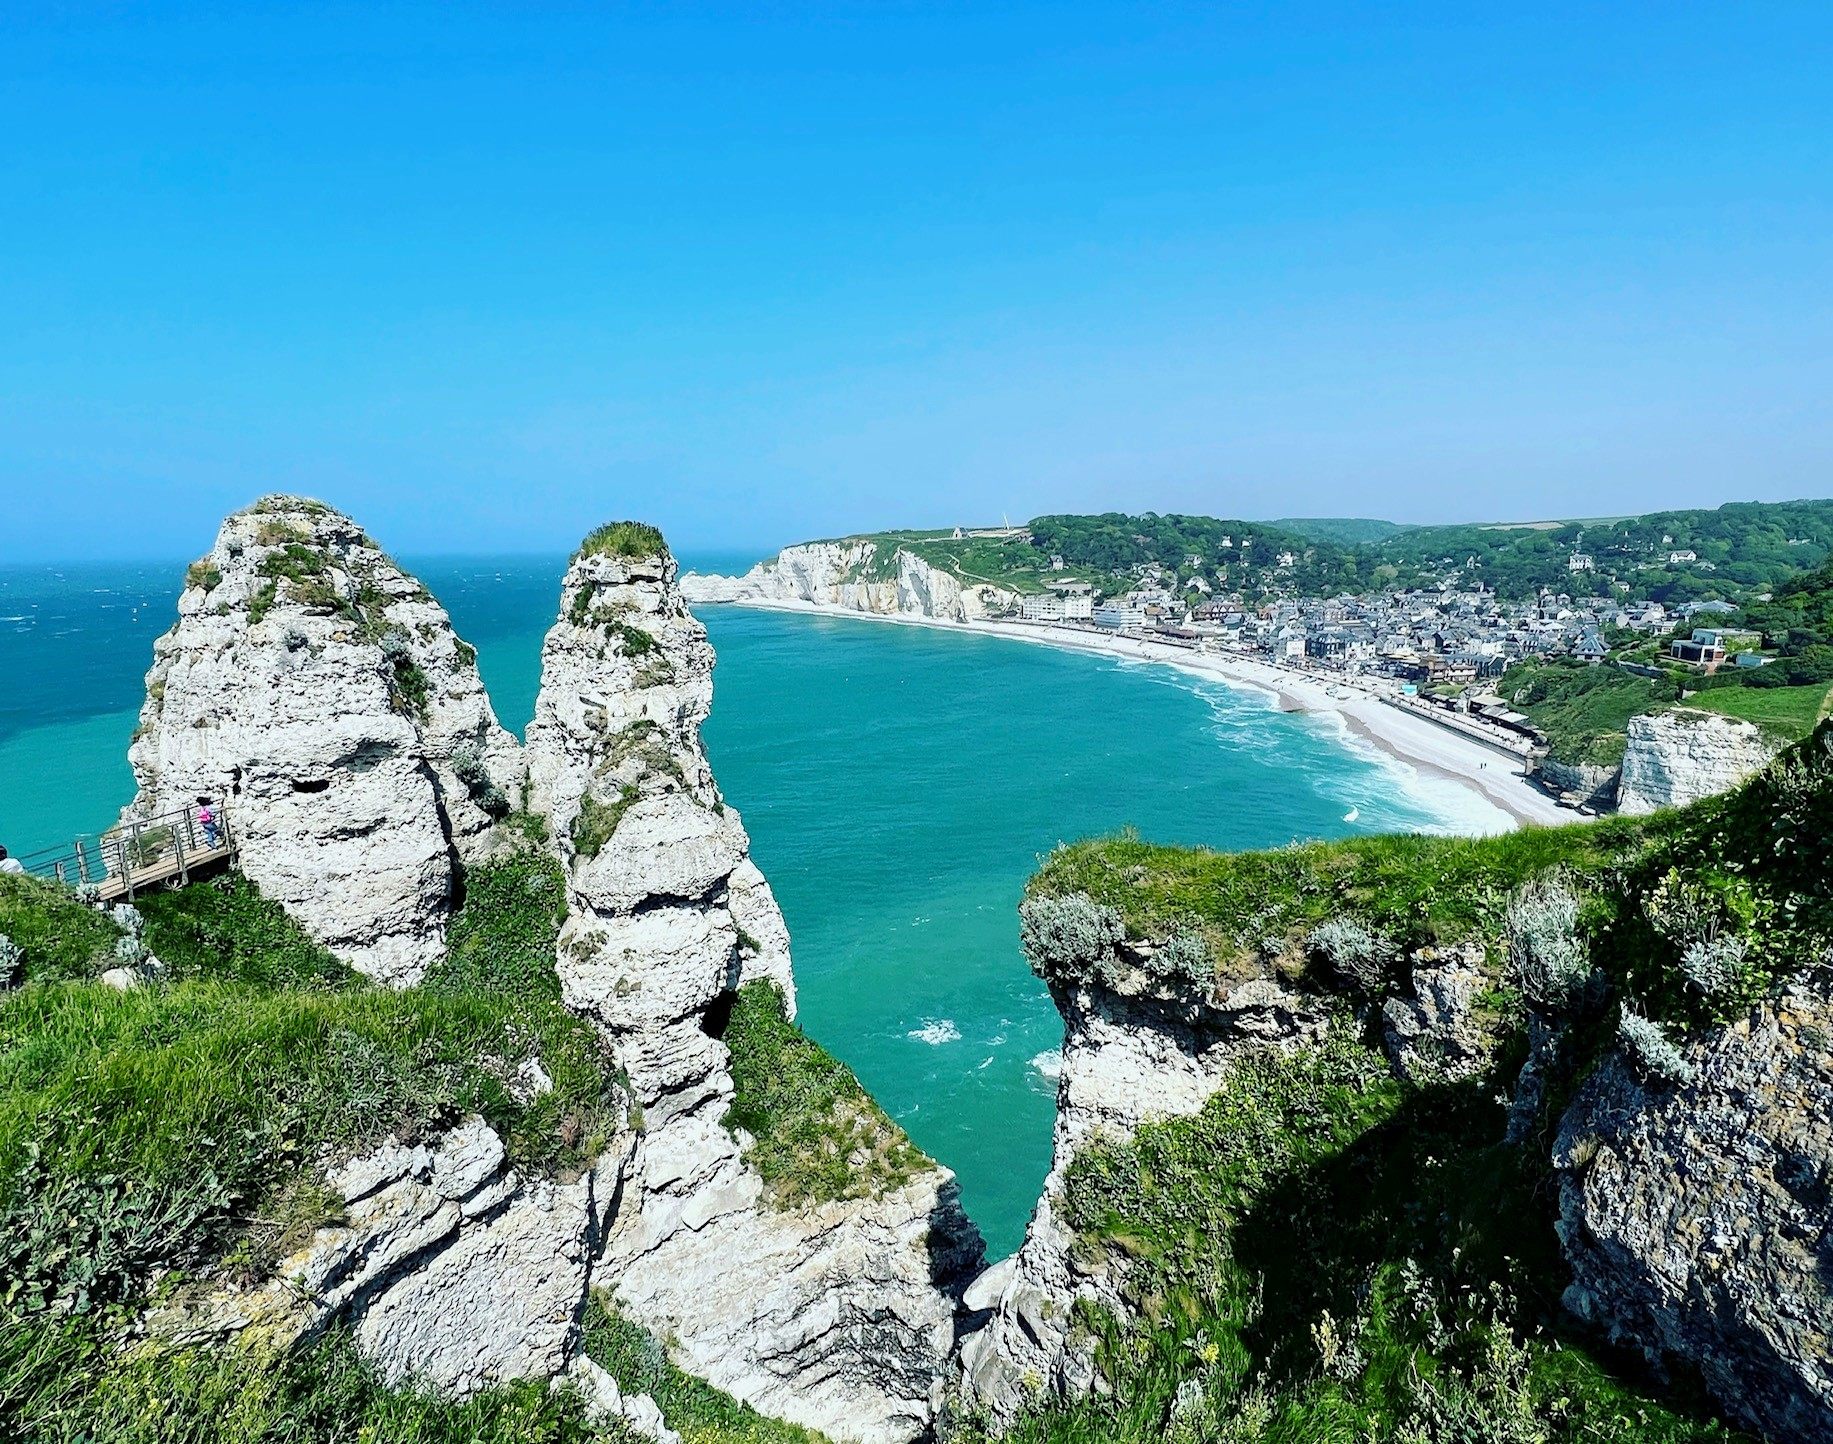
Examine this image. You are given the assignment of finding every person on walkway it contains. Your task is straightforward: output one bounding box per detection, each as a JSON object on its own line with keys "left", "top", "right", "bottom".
{"left": 196, "top": 800, "right": 221, "bottom": 849}
{"left": 0, "top": 846, "right": 24, "bottom": 876}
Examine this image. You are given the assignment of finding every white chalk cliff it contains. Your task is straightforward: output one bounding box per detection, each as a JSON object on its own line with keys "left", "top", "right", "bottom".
{"left": 681, "top": 539, "right": 1015, "bottom": 623}
{"left": 958, "top": 964, "right": 1331, "bottom": 1424}
{"left": 526, "top": 540, "right": 983, "bottom": 1444}
{"left": 1616, "top": 707, "right": 1780, "bottom": 815}
{"left": 136, "top": 511, "right": 985, "bottom": 1444}
{"left": 124, "top": 497, "right": 520, "bottom": 984}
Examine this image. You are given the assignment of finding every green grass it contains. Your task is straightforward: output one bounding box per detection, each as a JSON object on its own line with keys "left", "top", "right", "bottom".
{"left": 1681, "top": 680, "right": 1833, "bottom": 742}
{"left": 427, "top": 852, "right": 567, "bottom": 1006}
{"left": 0, "top": 1319, "right": 631, "bottom": 1444}
{"left": 1030, "top": 820, "right": 1650, "bottom": 984}
{"left": 571, "top": 790, "right": 635, "bottom": 860}
{"left": 0, "top": 861, "right": 617, "bottom": 1321}
{"left": 576, "top": 521, "right": 669, "bottom": 562}
{"left": 582, "top": 1294, "right": 827, "bottom": 1444}
{"left": 1506, "top": 661, "right": 1681, "bottom": 768}
{"left": 135, "top": 875, "right": 356, "bottom": 991}
{"left": 721, "top": 981, "right": 928, "bottom": 1206}
{"left": 0, "top": 875, "right": 123, "bottom": 984}
{"left": 965, "top": 1036, "right": 1749, "bottom": 1444}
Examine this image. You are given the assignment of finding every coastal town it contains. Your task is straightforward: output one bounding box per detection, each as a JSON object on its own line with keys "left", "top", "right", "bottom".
{"left": 1003, "top": 542, "right": 1758, "bottom": 762}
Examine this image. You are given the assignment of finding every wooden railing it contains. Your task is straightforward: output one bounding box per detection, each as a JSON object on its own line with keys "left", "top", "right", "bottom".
{"left": 14, "top": 805, "right": 237, "bottom": 901}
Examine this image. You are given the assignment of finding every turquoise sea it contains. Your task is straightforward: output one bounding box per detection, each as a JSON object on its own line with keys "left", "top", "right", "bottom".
{"left": 0, "top": 555, "right": 1502, "bottom": 1255}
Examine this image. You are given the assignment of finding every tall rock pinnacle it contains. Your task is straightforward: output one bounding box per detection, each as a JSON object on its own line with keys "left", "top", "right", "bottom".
{"left": 125, "top": 495, "right": 520, "bottom": 983}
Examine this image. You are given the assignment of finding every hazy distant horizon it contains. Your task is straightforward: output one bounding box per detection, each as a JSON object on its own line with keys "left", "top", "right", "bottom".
{"left": 7, "top": 494, "right": 1832, "bottom": 568}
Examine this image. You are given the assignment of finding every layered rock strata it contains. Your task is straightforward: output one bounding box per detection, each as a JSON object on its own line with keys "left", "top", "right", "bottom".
{"left": 1616, "top": 707, "right": 1781, "bottom": 815}
{"left": 527, "top": 539, "right": 982, "bottom": 1444}
{"left": 157, "top": 1117, "right": 636, "bottom": 1397}
{"left": 681, "top": 540, "right": 1014, "bottom": 623}
{"left": 125, "top": 497, "right": 519, "bottom": 983}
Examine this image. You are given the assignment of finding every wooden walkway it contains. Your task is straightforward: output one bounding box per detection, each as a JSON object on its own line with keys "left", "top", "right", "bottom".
{"left": 16, "top": 805, "right": 238, "bottom": 902}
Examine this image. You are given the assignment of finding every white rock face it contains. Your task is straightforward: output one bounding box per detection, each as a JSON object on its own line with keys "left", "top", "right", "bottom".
{"left": 528, "top": 541, "right": 981, "bottom": 1443}
{"left": 125, "top": 497, "right": 521, "bottom": 983}
{"left": 958, "top": 971, "right": 1332, "bottom": 1424}
{"left": 156, "top": 1116, "right": 636, "bottom": 1398}
{"left": 1617, "top": 707, "right": 1780, "bottom": 816}
{"left": 681, "top": 540, "right": 1014, "bottom": 623}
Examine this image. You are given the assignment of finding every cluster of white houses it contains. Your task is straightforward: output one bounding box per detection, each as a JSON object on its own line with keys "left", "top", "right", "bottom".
{"left": 1004, "top": 574, "right": 1768, "bottom": 689}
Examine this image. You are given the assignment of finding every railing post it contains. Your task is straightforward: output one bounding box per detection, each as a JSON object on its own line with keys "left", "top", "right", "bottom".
{"left": 75, "top": 841, "right": 91, "bottom": 885}
{"left": 54, "top": 861, "right": 67, "bottom": 885}
{"left": 174, "top": 813, "right": 189, "bottom": 885}
{"left": 126, "top": 822, "right": 141, "bottom": 901}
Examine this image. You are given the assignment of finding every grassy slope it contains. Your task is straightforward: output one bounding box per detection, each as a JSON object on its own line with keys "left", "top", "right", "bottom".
{"left": 1504, "top": 661, "right": 1680, "bottom": 769}
{"left": 722, "top": 980, "right": 929, "bottom": 1205}
{"left": 0, "top": 857, "right": 626, "bottom": 1438}
{"left": 994, "top": 726, "right": 1833, "bottom": 1443}
{"left": 1683, "top": 679, "right": 1833, "bottom": 741}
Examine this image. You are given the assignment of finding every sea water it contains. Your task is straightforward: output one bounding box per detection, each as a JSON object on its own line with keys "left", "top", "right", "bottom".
{"left": 0, "top": 554, "right": 1505, "bottom": 1255}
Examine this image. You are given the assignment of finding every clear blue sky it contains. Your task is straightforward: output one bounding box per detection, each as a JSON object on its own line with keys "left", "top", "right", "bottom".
{"left": 4, "top": 3, "right": 1830, "bottom": 560}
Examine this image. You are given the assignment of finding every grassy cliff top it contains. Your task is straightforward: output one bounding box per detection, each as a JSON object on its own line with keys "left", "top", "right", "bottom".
{"left": 1682, "top": 679, "right": 1833, "bottom": 743}
{"left": 1030, "top": 821, "right": 1645, "bottom": 980}
{"left": 1030, "top": 721, "right": 1832, "bottom": 1023}
{"left": 577, "top": 520, "right": 670, "bottom": 562}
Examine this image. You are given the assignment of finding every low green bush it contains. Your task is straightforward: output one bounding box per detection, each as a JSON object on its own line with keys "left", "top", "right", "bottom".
{"left": 183, "top": 560, "right": 222, "bottom": 593}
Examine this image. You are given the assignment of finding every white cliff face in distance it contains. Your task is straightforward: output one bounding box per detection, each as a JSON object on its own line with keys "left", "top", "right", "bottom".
{"left": 1616, "top": 707, "right": 1781, "bottom": 815}
{"left": 681, "top": 538, "right": 1014, "bottom": 623}
{"left": 124, "top": 496, "right": 520, "bottom": 984}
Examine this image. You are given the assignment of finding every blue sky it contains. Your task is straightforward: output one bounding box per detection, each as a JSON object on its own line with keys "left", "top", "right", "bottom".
{"left": 4, "top": 3, "right": 1830, "bottom": 560}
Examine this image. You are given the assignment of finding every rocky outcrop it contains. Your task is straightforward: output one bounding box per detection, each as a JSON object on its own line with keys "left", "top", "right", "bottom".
{"left": 1532, "top": 756, "right": 1620, "bottom": 811}
{"left": 125, "top": 497, "right": 520, "bottom": 983}
{"left": 1616, "top": 707, "right": 1781, "bottom": 815}
{"left": 958, "top": 968, "right": 1332, "bottom": 1425}
{"left": 681, "top": 540, "right": 1015, "bottom": 623}
{"left": 157, "top": 1116, "right": 636, "bottom": 1398}
{"left": 1380, "top": 943, "right": 1499, "bottom": 1084}
{"left": 528, "top": 537, "right": 981, "bottom": 1444}
{"left": 1553, "top": 984, "right": 1833, "bottom": 1443}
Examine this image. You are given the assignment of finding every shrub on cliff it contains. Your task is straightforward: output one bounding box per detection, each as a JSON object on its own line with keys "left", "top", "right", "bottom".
{"left": 1616, "top": 1008, "right": 1698, "bottom": 1087}
{"left": 1019, "top": 892, "right": 1124, "bottom": 986}
{"left": 1304, "top": 916, "right": 1397, "bottom": 993}
{"left": 1505, "top": 874, "right": 1591, "bottom": 1015}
